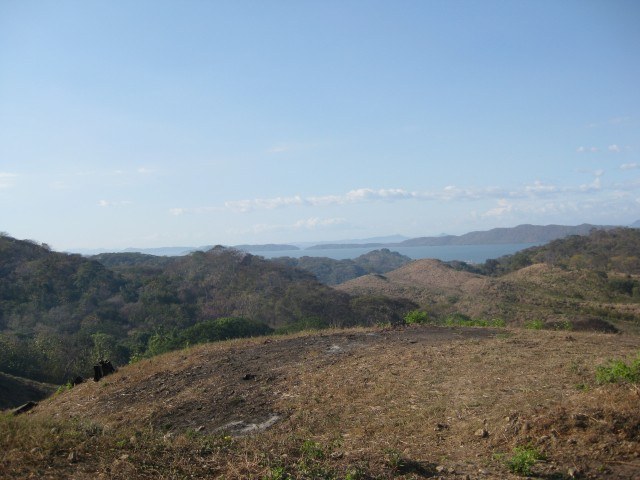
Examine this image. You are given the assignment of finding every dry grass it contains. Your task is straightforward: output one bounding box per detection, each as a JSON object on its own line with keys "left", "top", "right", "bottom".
{"left": 3, "top": 326, "right": 640, "bottom": 479}
{"left": 338, "top": 260, "right": 640, "bottom": 327}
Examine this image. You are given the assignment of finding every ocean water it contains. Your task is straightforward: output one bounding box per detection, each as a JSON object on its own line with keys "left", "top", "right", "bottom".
{"left": 249, "top": 243, "right": 538, "bottom": 264}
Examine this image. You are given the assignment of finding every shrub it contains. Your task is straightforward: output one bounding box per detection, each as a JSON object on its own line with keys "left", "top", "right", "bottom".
{"left": 182, "top": 317, "right": 273, "bottom": 344}
{"left": 275, "top": 316, "right": 328, "bottom": 335}
{"left": 596, "top": 353, "right": 640, "bottom": 384}
{"left": 403, "top": 310, "right": 429, "bottom": 325}
{"left": 524, "top": 319, "right": 544, "bottom": 330}
{"left": 507, "top": 446, "right": 544, "bottom": 476}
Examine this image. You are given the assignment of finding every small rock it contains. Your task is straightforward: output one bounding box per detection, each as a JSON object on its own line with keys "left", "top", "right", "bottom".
{"left": 242, "top": 373, "right": 256, "bottom": 381}
{"left": 475, "top": 428, "right": 489, "bottom": 438}
{"left": 68, "top": 451, "right": 78, "bottom": 463}
{"left": 434, "top": 423, "right": 449, "bottom": 431}
{"left": 330, "top": 451, "right": 344, "bottom": 459}
{"left": 195, "top": 425, "right": 205, "bottom": 432}
{"left": 120, "top": 454, "right": 130, "bottom": 461}
{"left": 447, "top": 466, "right": 455, "bottom": 474}
{"left": 163, "top": 432, "right": 175, "bottom": 442}
{"left": 568, "top": 466, "right": 581, "bottom": 478}
{"left": 436, "top": 465, "right": 446, "bottom": 473}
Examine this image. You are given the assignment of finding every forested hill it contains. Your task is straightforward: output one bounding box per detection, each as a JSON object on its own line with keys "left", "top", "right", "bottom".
{"left": 0, "top": 236, "right": 415, "bottom": 386}
{"left": 272, "top": 248, "right": 411, "bottom": 285}
{"left": 400, "top": 223, "right": 615, "bottom": 246}
{"left": 472, "top": 228, "right": 640, "bottom": 275}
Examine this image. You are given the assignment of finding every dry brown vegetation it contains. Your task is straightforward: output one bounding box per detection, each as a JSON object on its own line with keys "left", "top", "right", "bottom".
{"left": 337, "top": 259, "right": 640, "bottom": 327}
{"left": 3, "top": 325, "right": 640, "bottom": 479}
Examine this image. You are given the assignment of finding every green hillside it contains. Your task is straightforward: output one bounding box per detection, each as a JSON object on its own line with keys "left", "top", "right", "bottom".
{"left": 0, "top": 236, "right": 413, "bottom": 386}
{"left": 475, "top": 227, "right": 640, "bottom": 276}
{"left": 273, "top": 248, "right": 411, "bottom": 285}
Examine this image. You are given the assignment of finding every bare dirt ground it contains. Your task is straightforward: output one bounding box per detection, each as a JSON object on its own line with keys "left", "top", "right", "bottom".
{"left": 12, "top": 325, "right": 640, "bottom": 479}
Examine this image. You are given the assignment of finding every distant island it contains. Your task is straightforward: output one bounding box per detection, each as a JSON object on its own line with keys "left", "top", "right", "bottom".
{"left": 68, "top": 222, "right": 637, "bottom": 257}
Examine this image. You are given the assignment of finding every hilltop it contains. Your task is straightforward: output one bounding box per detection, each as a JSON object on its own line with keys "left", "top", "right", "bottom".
{"left": 4, "top": 325, "right": 639, "bottom": 479}
{"left": 338, "top": 228, "right": 640, "bottom": 328}
{"left": 272, "top": 248, "right": 412, "bottom": 285}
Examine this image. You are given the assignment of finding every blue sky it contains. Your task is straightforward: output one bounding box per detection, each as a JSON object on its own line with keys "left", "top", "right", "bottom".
{"left": 1, "top": 1, "right": 639, "bottom": 250}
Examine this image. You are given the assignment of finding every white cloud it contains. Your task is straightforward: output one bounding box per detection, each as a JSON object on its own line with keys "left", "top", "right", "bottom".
{"left": 223, "top": 179, "right": 612, "bottom": 213}
{"left": 523, "top": 180, "right": 558, "bottom": 195}
{"left": 293, "top": 217, "right": 347, "bottom": 229}
{"left": 620, "top": 163, "right": 639, "bottom": 170}
{"left": 0, "top": 172, "right": 17, "bottom": 189}
{"left": 483, "top": 199, "right": 513, "bottom": 217}
{"left": 224, "top": 195, "right": 305, "bottom": 212}
{"left": 576, "top": 146, "right": 599, "bottom": 153}
{"left": 608, "top": 144, "right": 621, "bottom": 153}
{"left": 98, "top": 200, "right": 132, "bottom": 207}
{"left": 137, "top": 167, "right": 155, "bottom": 174}
{"left": 169, "top": 208, "right": 187, "bottom": 216}
{"left": 229, "top": 217, "right": 348, "bottom": 235}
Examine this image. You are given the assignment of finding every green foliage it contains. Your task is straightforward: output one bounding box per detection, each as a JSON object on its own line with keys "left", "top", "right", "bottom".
{"left": 54, "top": 381, "right": 73, "bottom": 396}
{"left": 607, "top": 277, "right": 639, "bottom": 296}
{"left": 182, "top": 317, "right": 273, "bottom": 344}
{"left": 595, "top": 353, "right": 640, "bottom": 384}
{"left": 143, "top": 318, "right": 274, "bottom": 358}
{"left": 300, "top": 439, "right": 325, "bottom": 460}
{"left": 275, "top": 316, "right": 328, "bottom": 335}
{"left": 262, "top": 466, "right": 291, "bottom": 480}
{"left": 403, "top": 309, "right": 429, "bottom": 325}
{"left": 3, "top": 236, "right": 412, "bottom": 384}
{"left": 477, "top": 228, "right": 640, "bottom": 276}
{"left": 506, "top": 445, "right": 544, "bottom": 476}
{"left": 524, "top": 319, "right": 544, "bottom": 330}
{"left": 384, "top": 449, "right": 405, "bottom": 472}
{"left": 273, "top": 248, "right": 411, "bottom": 285}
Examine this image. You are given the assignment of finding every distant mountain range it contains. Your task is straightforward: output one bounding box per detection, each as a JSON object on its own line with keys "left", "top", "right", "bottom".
{"left": 305, "top": 223, "right": 620, "bottom": 250}
{"left": 69, "top": 222, "right": 638, "bottom": 256}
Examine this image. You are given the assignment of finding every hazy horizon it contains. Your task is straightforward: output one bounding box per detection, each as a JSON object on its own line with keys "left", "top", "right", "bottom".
{"left": 2, "top": 1, "right": 639, "bottom": 250}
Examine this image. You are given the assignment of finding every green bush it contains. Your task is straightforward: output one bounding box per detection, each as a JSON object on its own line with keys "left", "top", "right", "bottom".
{"left": 275, "top": 317, "right": 328, "bottom": 335}
{"left": 182, "top": 317, "right": 273, "bottom": 344}
{"left": 507, "top": 446, "right": 544, "bottom": 476}
{"left": 524, "top": 319, "right": 544, "bottom": 330}
{"left": 596, "top": 353, "right": 640, "bottom": 384}
{"left": 403, "top": 310, "right": 429, "bottom": 325}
